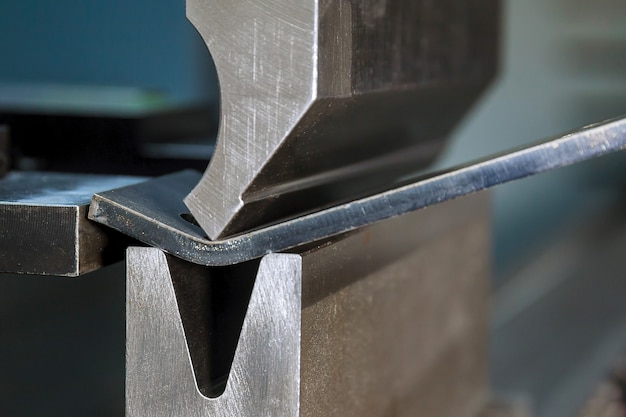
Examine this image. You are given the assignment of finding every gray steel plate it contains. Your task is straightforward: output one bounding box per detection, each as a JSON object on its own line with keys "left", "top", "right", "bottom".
{"left": 89, "top": 117, "right": 626, "bottom": 267}
{"left": 0, "top": 172, "right": 144, "bottom": 276}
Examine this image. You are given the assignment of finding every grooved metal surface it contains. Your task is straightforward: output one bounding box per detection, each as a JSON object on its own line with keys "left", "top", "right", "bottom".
{"left": 126, "top": 248, "right": 302, "bottom": 417}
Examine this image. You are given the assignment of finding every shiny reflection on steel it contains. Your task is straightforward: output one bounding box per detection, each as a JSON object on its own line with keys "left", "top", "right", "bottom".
{"left": 0, "top": 126, "right": 8, "bottom": 177}
{"left": 90, "top": 116, "right": 626, "bottom": 267}
{"left": 184, "top": 0, "right": 499, "bottom": 239}
{"left": 0, "top": 172, "right": 144, "bottom": 276}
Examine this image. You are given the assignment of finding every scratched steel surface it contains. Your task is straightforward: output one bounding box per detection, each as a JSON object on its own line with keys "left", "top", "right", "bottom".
{"left": 184, "top": 0, "right": 499, "bottom": 239}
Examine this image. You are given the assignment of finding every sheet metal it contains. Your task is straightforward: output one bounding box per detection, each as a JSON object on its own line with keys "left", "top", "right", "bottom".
{"left": 0, "top": 172, "right": 144, "bottom": 276}
{"left": 90, "top": 116, "right": 626, "bottom": 267}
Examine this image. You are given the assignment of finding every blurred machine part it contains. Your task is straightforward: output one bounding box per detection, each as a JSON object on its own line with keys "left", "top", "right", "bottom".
{"left": 0, "top": 84, "right": 215, "bottom": 175}
{"left": 0, "top": 126, "right": 8, "bottom": 178}
{"left": 576, "top": 356, "right": 626, "bottom": 417}
{"left": 126, "top": 195, "right": 493, "bottom": 417}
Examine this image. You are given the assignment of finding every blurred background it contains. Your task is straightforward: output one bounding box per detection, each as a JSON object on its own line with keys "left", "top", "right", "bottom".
{"left": 1, "top": 0, "right": 626, "bottom": 416}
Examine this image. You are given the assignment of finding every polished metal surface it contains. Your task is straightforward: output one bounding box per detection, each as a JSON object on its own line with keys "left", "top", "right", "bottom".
{"left": 184, "top": 0, "right": 499, "bottom": 239}
{"left": 0, "top": 126, "right": 8, "bottom": 177}
{"left": 90, "top": 116, "right": 626, "bottom": 266}
{"left": 126, "top": 194, "right": 490, "bottom": 416}
{"left": 0, "top": 172, "right": 144, "bottom": 276}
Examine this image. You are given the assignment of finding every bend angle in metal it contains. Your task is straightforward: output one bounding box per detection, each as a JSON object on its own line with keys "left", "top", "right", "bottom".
{"left": 89, "top": 116, "right": 626, "bottom": 267}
